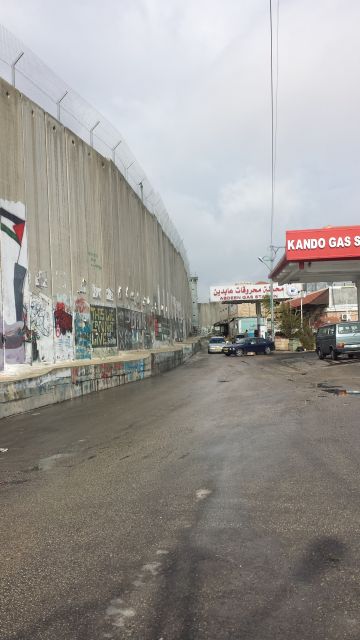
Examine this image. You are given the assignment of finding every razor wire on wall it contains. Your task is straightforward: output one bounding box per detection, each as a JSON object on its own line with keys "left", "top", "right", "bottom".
{"left": 0, "top": 23, "right": 189, "bottom": 273}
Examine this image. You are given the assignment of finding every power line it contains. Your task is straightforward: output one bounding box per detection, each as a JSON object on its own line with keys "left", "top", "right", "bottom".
{"left": 269, "top": 0, "right": 280, "bottom": 252}
{"left": 269, "top": 0, "right": 275, "bottom": 250}
{"left": 268, "top": 0, "right": 280, "bottom": 340}
{"left": 274, "top": 0, "right": 280, "bottom": 203}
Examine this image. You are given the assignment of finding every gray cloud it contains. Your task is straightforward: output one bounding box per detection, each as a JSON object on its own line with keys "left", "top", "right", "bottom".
{"left": 2, "top": 0, "right": 360, "bottom": 299}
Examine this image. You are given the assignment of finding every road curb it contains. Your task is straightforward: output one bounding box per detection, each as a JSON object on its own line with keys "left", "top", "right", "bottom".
{"left": 0, "top": 339, "right": 203, "bottom": 419}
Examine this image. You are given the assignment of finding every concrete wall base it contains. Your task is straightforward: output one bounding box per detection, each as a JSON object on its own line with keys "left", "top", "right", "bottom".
{"left": 0, "top": 341, "right": 202, "bottom": 419}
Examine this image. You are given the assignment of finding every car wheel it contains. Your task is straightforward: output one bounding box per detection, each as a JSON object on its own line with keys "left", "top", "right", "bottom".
{"left": 348, "top": 354, "right": 354, "bottom": 359}
{"left": 225, "top": 353, "right": 231, "bottom": 356}
{"left": 264, "top": 346, "right": 271, "bottom": 355}
{"left": 317, "top": 348, "right": 325, "bottom": 360}
{"left": 236, "top": 349, "right": 244, "bottom": 357}
{"left": 330, "top": 348, "right": 338, "bottom": 361}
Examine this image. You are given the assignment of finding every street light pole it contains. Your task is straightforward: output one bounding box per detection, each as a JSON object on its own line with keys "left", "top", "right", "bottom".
{"left": 258, "top": 246, "right": 283, "bottom": 338}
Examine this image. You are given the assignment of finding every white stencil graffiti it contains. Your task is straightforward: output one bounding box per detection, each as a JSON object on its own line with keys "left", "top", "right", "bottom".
{"left": 35, "top": 271, "right": 48, "bottom": 288}
{"left": 106, "top": 288, "right": 114, "bottom": 301}
{"left": 77, "top": 278, "right": 87, "bottom": 294}
{"left": 29, "top": 292, "right": 53, "bottom": 362}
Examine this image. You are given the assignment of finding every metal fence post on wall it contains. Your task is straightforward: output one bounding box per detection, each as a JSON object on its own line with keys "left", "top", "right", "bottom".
{"left": 90, "top": 120, "right": 100, "bottom": 147}
{"left": 125, "top": 160, "right": 135, "bottom": 180}
{"left": 0, "top": 25, "right": 190, "bottom": 274}
{"left": 56, "top": 90, "right": 68, "bottom": 122}
{"left": 112, "top": 140, "right": 122, "bottom": 162}
{"left": 11, "top": 51, "right": 24, "bottom": 87}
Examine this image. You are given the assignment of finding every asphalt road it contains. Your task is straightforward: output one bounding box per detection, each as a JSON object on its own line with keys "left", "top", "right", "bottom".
{"left": 1, "top": 348, "right": 360, "bottom": 640}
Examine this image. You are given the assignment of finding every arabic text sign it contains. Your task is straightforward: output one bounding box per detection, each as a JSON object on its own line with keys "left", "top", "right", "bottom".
{"left": 90, "top": 305, "right": 117, "bottom": 348}
{"left": 209, "top": 283, "right": 299, "bottom": 302}
{"left": 286, "top": 226, "right": 360, "bottom": 261}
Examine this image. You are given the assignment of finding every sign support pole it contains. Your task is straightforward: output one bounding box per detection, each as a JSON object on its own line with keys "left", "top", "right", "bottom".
{"left": 356, "top": 279, "right": 360, "bottom": 323}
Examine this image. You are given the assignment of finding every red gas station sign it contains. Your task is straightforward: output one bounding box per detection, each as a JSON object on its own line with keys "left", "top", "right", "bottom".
{"left": 286, "top": 226, "right": 360, "bottom": 261}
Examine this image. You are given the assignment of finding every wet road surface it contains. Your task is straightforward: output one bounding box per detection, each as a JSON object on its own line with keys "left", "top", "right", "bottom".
{"left": 1, "top": 349, "right": 360, "bottom": 639}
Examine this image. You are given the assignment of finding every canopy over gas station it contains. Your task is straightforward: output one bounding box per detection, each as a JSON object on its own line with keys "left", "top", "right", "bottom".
{"left": 270, "top": 225, "right": 360, "bottom": 316}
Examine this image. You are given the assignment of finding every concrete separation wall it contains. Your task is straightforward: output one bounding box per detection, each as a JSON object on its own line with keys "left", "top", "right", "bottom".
{"left": 0, "top": 339, "right": 202, "bottom": 419}
{"left": 0, "top": 77, "right": 192, "bottom": 371}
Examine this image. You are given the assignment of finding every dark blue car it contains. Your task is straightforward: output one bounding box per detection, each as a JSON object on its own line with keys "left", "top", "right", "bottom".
{"left": 222, "top": 337, "right": 275, "bottom": 356}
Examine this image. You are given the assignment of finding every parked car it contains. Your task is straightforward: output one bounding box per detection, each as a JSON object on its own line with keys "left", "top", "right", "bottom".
{"left": 208, "top": 336, "right": 227, "bottom": 353}
{"left": 316, "top": 322, "right": 360, "bottom": 360}
{"left": 233, "top": 333, "right": 246, "bottom": 342}
{"left": 222, "top": 337, "right": 275, "bottom": 356}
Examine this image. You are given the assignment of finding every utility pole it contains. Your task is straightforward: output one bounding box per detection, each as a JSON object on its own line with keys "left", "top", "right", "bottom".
{"left": 258, "top": 246, "right": 283, "bottom": 338}
{"left": 269, "top": 245, "right": 275, "bottom": 338}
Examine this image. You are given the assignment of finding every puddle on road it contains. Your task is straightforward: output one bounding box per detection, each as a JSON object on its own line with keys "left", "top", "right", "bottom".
{"left": 37, "top": 453, "right": 73, "bottom": 471}
{"left": 317, "top": 383, "right": 360, "bottom": 397}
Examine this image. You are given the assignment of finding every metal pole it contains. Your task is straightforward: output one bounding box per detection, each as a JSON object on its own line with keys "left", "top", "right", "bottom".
{"left": 356, "top": 279, "right": 360, "bottom": 322}
{"left": 125, "top": 160, "right": 135, "bottom": 179}
{"left": 300, "top": 294, "right": 303, "bottom": 328}
{"left": 112, "top": 140, "right": 122, "bottom": 162}
{"left": 270, "top": 246, "right": 275, "bottom": 338}
{"left": 56, "top": 90, "right": 68, "bottom": 122}
{"left": 270, "top": 281, "right": 274, "bottom": 338}
{"left": 90, "top": 120, "right": 100, "bottom": 147}
{"left": 11, "top": 51, "right": 24, "bottom": 87}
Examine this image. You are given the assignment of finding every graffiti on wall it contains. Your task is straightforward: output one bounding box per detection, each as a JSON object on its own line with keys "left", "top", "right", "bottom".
{"left": 155, "top": 316, "right": 171, "bottom": 342}
{"left": 35, "top": 271, "right": 48, "bottom": 288}
{"left": 144, "top": 314, "right": 154, "bottom": 348}
{"left": 0, "top": 202, "right": 28, "bottom": 366}
{"left": 74, "top": 297, "right": 91, "bottom": 359}
{"left": 0, "top": 308, "right": 3, "bottom": 371}
{"left": 90, "top": 305, "right": 117, "bottom": 348}
{"left": 117, "top": 308, "right": 154, "bottom": 351}
{"left": 54, "top": 298, "right": 73, "bottom": 361}
{"left": 29, "top": 292, "right": 53, "bottom": 362}
{"left": 54, "top": 302, "right": 73, "bottom": 336}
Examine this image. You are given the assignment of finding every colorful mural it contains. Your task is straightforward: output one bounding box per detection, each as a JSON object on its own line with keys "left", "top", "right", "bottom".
{"left": 0, "top": 201, "right": 184, "bottom": 369}
{"left": 90, "top": 305, "right": 117, "bottom": 348}
{"left": 74, "top": 297, "right": 92, "bottom": 359}
{"left": 0, "top": 201, "right": 28, "bottom": 365}
{"left": 54, "top": 297, "right": 73, "bottom": 361}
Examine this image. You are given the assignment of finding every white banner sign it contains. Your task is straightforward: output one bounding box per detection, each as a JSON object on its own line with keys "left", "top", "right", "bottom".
{"left": 209, "top": 283, "right": 300, "bottom": 302}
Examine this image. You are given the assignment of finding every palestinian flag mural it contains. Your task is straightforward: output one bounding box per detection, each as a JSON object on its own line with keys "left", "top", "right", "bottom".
{"left": 0, "top": 207, "right": 25, "bottom": 246}
{"left": 0, "top": 203, "right": 27, "bottom": 366}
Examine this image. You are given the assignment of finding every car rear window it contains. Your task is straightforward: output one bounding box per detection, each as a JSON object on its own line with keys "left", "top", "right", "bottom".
{"left": 338, "top": 323, "right": 360, "bottom": 334}
{"left": 209, "top": 337, "right": 225, "bottom": 343}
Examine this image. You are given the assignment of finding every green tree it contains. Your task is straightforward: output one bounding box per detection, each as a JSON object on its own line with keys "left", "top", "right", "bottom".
{"left": 262, "top": 295, "right": 283, "bottom": 326}
{"left": 277, "top": 302, "right": 301, "bottom": 338}
{"left": 298, "top": 322, "right": 315, "bottom": 350}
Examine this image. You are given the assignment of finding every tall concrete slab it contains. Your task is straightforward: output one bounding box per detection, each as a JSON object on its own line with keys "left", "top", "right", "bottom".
{"left": 22, "top": 96, "right": 54, "bottom": 363}
{"left": 45, "top": 114, "right": 73, "bottom": 361}
{"left": 0, "top": 80, "right": 27, "bottom": 366}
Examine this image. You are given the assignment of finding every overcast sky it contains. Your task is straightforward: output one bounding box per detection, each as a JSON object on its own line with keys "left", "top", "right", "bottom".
{"left": 1, "top": 0, "right": 360, "bottom": 299}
